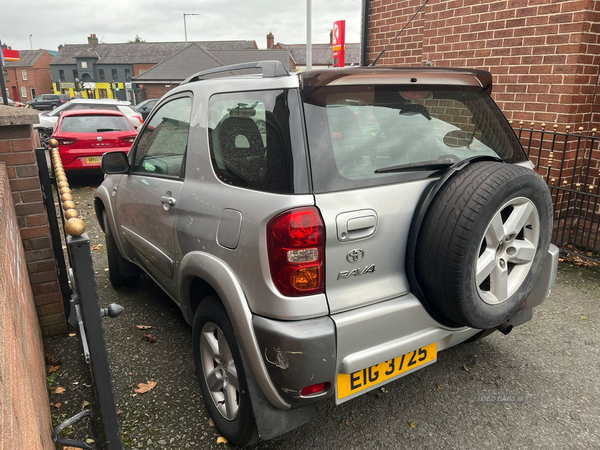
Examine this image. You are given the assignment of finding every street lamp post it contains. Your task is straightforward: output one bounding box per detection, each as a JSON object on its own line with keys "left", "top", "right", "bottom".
{"left": 29, "top": 34, "right": 33, "bottom": 50}
{"left": 183, "top": 13, "right": 200, "bottom": 43}
{"left": 306, "top": 0, "right": 312, "bottom": 70}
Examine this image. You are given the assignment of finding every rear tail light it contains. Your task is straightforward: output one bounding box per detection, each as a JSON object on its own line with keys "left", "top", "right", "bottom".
{"left": 133, "top": 115, "right": 143, "bottom": 124}
{"left": 267, "top": 207, "right": 324, "bottom": 297}
{"left": 56, "top": 138, "right": 78, "bottom": 145}
{"left": 120, "top": 136, "right": 136, "bottom": 143}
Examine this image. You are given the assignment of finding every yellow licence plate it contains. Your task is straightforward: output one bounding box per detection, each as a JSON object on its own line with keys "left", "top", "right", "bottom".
{"left": 87, "top": 156, "right": 102, "bottom": 163}
{"left": 337, "top": 342, "right": 437, "bottom": 399}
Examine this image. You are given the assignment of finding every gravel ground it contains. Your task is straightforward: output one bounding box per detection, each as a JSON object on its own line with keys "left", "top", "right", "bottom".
{"left": 46, "top": 175, "right": 600, "bottom": 450}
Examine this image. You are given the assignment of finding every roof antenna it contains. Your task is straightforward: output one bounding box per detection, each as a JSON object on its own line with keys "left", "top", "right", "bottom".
{"left": 370, "top": 0, "right": 430, "bottom": 67}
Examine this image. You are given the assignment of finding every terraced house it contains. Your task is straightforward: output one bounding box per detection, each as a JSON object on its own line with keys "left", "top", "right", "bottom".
{"left": 3, "top": 48, "right": 54, "bottom": 102}
{"left": 50, "top": 34, "right": 258, "bottom": 102}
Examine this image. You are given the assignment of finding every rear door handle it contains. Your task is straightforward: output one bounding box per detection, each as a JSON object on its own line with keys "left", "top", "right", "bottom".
{"left": 160, "top": 196, "right": 176, "bottom": 206}
{"left": 336, "top": 209, "right": 378, "bottom": 242}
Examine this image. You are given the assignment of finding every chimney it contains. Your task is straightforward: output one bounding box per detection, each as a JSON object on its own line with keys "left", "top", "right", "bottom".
{"left": 267, "top": 32, "right": 274, "bottom": 49}
{"left": 58, "top": 44, "right": 63, "bottom": 52}
{"left": 330, "top": 30, "right": 334, "bottom": 46}
{"left": 87, "top": 34, "right": 98, "bottom": 47}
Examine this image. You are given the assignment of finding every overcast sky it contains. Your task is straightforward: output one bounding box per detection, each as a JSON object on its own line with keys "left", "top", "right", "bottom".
{"left": 2, "top": 0, "right": 363, "bottom": 51}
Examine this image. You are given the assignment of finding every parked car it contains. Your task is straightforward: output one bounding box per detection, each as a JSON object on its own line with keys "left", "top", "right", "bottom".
{"left": 28, "top": 93, "right": 69, "bottom": 110}
{"left": 0, "top": 97, "right": 26, "bottom": 107}
{"left": 134, "top": 98, "right": 159, "bottom": 120}
{"left": 35, "top": 99, "right": 144, "bottom": 147}
{"left": 52, "top": 109, "right": 137, "bottom": 173}
{"left": 95, "top": 62, "right": 558, "bottom": 446}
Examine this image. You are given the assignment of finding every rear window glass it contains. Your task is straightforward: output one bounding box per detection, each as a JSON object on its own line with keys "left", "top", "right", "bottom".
{"left": 303, "top": 85, "right": 527, "bottom": 193}
{"left": 60, "top": 115, "right": 133, "bottom": 133}
{"left": 208, "top": 89, "right": 309, "bottom": 194}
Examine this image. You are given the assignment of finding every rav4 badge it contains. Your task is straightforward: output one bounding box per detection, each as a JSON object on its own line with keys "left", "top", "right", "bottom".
{"left": 338, "top": 264, "right": 376, "bottom": 280}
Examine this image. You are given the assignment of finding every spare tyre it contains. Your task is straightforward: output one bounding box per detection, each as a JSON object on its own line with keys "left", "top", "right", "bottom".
{"left": 415, "top": 161, "right": 553, "bottom": 329}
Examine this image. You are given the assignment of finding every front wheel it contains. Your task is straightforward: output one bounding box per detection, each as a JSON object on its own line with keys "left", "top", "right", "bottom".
{"left": 192, "top": 296, "right": 258, "bottom": 447}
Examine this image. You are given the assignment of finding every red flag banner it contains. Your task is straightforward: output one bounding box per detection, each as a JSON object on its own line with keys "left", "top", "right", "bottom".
{"left": 332, "top": 20, "right": 345, "bottom": 68}
{"left": 3, "top": 49, "right": 20, "bottom": 62}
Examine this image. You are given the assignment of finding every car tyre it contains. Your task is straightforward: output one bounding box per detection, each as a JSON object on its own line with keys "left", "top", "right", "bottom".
{"left": 52, "top": 104, "right": 58, "bottom": 110}
{"left": 415, "top": 161, "right": 553, "bottom": 329}
{"left": 192, "top": 295, "right": 259, "bottom": 447}
{"left": 102, "top": 210, "right": 140, "bottom": 286}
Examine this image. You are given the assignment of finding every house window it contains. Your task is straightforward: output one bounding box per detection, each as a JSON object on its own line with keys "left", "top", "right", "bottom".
{"left": 112, "top": 69, "right": 118, "bottom": 81}
{"left": 99, "top": 69, "right": 105, "bottom": 80}
{"left": 73, "top": 69, "right": 79, "bottom": 80}
{"left": 81, "top": 61, "right": 88, "bottom": 69}
{"left": 30, "top": 87, "right": 36, "bottom": 98}
{"left": 125, "top": 69, "right": 131, "bottom": 81}
{"left": 20, "top": 86, "right": 27, "bottom": 98}
{"left": 3, "top": 70, "right": 8, "bottom": 82}
{"left": 59, "top": 69, "right": 65, "bottom": 81}
{"left": 21, "top": 70, "right": 27, "bottom": 81}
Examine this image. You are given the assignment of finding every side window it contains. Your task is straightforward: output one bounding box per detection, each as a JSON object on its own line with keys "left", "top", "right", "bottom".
{"left": 208, "top": 90, "right": 299, "bottom": 194}
{"left": 132, "top": 96, "right": 191, "bottom": 178}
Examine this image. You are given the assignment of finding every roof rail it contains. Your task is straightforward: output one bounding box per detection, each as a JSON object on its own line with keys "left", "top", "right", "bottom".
{"left": 181, "top": 60, "right": 289, "bottom": 84}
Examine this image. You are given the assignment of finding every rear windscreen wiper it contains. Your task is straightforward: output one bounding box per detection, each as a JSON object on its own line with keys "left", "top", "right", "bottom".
{"left": 374, "top": 158, "right": 456, "bottom": 174}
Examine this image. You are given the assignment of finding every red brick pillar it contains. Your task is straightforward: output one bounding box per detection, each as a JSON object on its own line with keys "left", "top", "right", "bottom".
{"left": 0, "top": 106, "right": 66, "bottom": 335}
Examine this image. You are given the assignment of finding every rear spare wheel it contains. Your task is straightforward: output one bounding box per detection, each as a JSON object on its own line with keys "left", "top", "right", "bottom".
{"left": 415, "top": 161, "right": 552, "bottom": 329}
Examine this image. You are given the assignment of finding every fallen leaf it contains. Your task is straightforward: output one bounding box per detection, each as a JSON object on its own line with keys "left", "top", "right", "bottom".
{"left": 48, "top": 365, "right": 60, "bottom": 374}
{"left": 462, "top": 365, "right": 469, "bottom": 372}
{"left": 64, "top": 447, "right": 82, "bottom": 450}
{"left": 436, "top": 384, "right": 443, "bottom": 390}
{"left": 91, "top": 245, "right": 102, "bottom": 250}
{"left": 128, "top": 372, "right": 133, "bottom": 376}
{"left": 209, "top": 417, "right": 215, "bottom": 427}
{"left": 580, "top": 315, "right": 587, "bottom": 320}
{"left": 408, "top": 421, "right": 416, "bottom": 428}
{"left": 142, "top": 333, "right": 156, "bottom": 343}
{"left": 82, "top": 400, "right": 90, "bottom": 408}
{"left": 343, "top": 419, "right": 349, "bottom": 425}
{"left": 54, "top": 387, "right": 66, "bottom": 394}
{"left": 380, "top": 386, "right": 388, "bottom": 393}
{"left": 134, "top": 380, "right": 157, "bottom": 394}
{"left": 54, "top": 403, "right": 61, "bottom": 408}
{"left": 217, "top": 436, "right": 228, "bottom": 444}
{"left": 69, "top": 333, "right": 76, "bottom": 337}
{"left": 85, "top": 438, "right": 94, "bottom": 444}
{"left": 104, "top": 268, "right": 109, "bottom": 272}
{"left": 136, "top": 325, "right": 152, "bottom": 330}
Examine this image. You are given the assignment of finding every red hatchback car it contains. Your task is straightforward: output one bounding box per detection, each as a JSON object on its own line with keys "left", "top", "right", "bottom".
{"left": 52, "top": 109, "right": 138, "bottom": 173}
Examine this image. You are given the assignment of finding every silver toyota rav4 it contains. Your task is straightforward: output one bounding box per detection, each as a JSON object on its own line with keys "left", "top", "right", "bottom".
{"left": 95, "top": 61, "right": 559, "bottom": 446}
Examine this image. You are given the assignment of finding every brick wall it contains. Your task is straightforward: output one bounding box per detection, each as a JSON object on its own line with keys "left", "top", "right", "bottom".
{"left": 134, "top": 83, "right": 175, "bottom": 102}
{"left": 0, "top": 106, "right": 66, "bottom": 335}
{"left": 365, "top": 0, "right": 600, "bottom": 130}
{"left": 0, "top": 162, "right": 54, "bottom": 449}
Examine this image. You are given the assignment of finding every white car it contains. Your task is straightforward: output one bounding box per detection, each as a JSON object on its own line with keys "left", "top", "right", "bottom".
{"left": 35, "top": 99, "right": 143, "bottom": 146}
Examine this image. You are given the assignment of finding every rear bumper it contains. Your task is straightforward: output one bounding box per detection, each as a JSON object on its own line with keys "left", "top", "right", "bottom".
{"left": 252, "top": 245, "right": 559, "bottom": 407}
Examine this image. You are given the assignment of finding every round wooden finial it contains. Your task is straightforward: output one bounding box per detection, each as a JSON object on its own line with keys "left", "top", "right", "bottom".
{"left": 57, "top": 181, "right": 69, "bottom": 189}
{"left": 48, "top": 139, "right": 59, "bottom": 148}
{"left": 530, "top": 122, "right": 535, "bottom": 128}
{"left": 593, "top": 128, "right": 597, "bottom": 134}
{"left": 64, "top": 209, "right": 79, "bottom": 219}
{"left": 60, "top": 193, "right": 73, "bottom": 202}
{"left": 57, "top": 175, "right": 68, "bottom": 182}
{"left": 64, "top": 218, "right": 86, "bottom": 237}
{"left": 579, "top": 127, "right": 584, "bottom": 132}
{"left": 551, "top": 178, "right": 556, "bottom": 183}
{"left": 62, "top": 200, "right": 76, "bottom": 211}
{"left": 519, "top": 121, "right": 523, "bottom": 126}
{"left": 590, "top": 185, "right": 595, "bottom": 191}
{"left": 509, "top": 120, "right": 513, "bottom": 125}
{"left": 541, "top": 123, "right": 546, "bottom": 128}
{"left": 565, "top": 125, "right": 570, "bottom": 131}
{"left": 59, "top": 187, "right": 72, "bottom": 195}
{"left": 55, "top": 171, "right": 66, "bottom": 179}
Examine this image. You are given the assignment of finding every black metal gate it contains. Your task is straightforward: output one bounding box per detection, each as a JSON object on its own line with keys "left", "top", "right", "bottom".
{"left": 513, "top": 122, "right": 600, "bottom": 264}
{"left": 36, "top": 145, "right": 123, "bottom": 450}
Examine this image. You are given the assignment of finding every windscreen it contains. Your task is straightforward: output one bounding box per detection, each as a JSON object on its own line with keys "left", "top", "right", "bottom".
{"left": 60, "top": 115, "right": 133, "bottom": 133}
{"left": 303, "top": 85, "right": 527, "bottom": 192}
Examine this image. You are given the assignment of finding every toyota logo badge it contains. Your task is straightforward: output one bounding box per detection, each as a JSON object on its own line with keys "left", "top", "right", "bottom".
{"left": 346, "top": 249, "right": 364, "bottom": 263}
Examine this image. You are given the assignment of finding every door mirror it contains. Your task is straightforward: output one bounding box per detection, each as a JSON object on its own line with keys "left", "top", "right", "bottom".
{"left": 101, "top": 151, "right": 130, "bottom": 174}
{"left": 443, "top": 130, "right": 474, "bottom": 148}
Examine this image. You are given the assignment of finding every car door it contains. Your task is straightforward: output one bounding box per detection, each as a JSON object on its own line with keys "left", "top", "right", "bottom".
{"left": 114, "top": 94, "right": 192, "bottom": 299}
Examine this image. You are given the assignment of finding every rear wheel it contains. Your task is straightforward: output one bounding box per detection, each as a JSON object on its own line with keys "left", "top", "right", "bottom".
{"left": 102, "top": 210, "right": 140, "bottom": 286}
{"left": 192, "top": 296, "right": 258, "bottom": 447}
{"left": 415, "top": 162, "right": 553, "bottom": 329}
